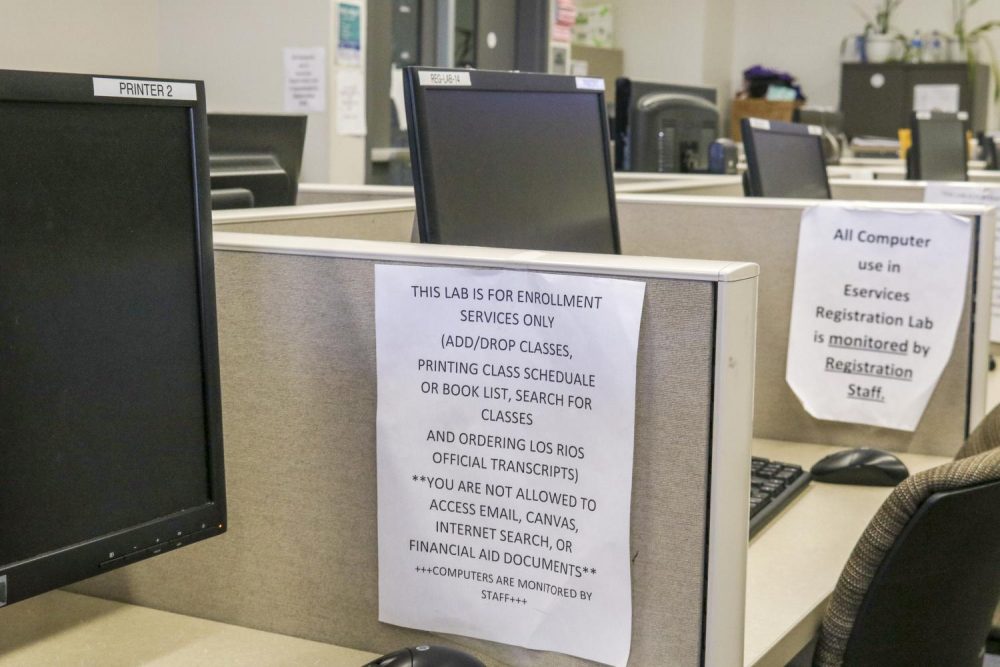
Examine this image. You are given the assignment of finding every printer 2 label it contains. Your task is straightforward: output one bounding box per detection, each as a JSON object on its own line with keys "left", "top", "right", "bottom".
{"left": 93, "top": 77, "right": 197, "bottom": 101}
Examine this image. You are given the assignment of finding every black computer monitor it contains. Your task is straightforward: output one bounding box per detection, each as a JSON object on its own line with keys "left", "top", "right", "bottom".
{"left": 208, "top": 113, "right": 307, "bottom": 206}
{"left": 741, "top": 118, "right": 832, "bottom": 199}
{"left": 405, "top": 67, "right": 619, "bottom": 254}
{"left": 0, "top": 69, "right": 226, "bottom": 607}
{"left": 793, "top": 107, "right": 846, "bottom": 165}
{"left": 907, "top": 111, "right": 968, "bottom": 181}
{"left": 614, "top": 78, "right": 718, "bottom": 172}
{"left": 980, "top": 132, "right": 999, "bottom": 170}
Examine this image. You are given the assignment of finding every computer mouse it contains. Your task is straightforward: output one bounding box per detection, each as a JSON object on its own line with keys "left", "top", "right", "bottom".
{"left": 809, "top": 447, "right": 909, "bottom": 486}
{"left": 363, "top": 645, "right": 486, "bottom": 667}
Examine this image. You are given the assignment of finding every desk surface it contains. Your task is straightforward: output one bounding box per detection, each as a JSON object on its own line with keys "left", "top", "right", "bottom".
{"left": 0, "top": 438, "right": 959, "bottom": 667}
{"left": 0, "top": 590, "right": 379, "bottom": 667}
{"left": 745, "top": 438, "right": 950, "bottom": 666}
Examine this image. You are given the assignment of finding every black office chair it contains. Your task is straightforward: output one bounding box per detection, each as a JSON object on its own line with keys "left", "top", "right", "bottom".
{"left": 957, "top": 404, "right": 1000, "bottom": 651}
{"left": 809, "top": 413, "right": 1000, "bottom": 666}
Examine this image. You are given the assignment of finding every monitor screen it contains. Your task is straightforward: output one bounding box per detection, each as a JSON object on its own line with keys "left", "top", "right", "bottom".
{"left": 909, "top": 111, "right": 968, "bottom": 182}
{"left": 0, "top": 69, "right": 225, "bottom": 607}
{"left": 742, "top": 118, "right": 832, "bottom": 199}
{"left": 208, "top": 113, "right": 307, "bottom": 206}
{"left": 983, "top": 132, "right": 1000, "bottom": 170}
{"left": 405, "top": 68, "right": 619, "bottom": 254}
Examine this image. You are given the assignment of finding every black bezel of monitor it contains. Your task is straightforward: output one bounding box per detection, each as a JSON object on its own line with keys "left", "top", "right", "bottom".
{"left": 404, "top": 66, "right": 621, "bottom": 255}
{"left": 741, "top": 117, "right": 832, "bottom": 199}
{"left": 908, "top": 110, "right": 969, "bottom": 182}
{"left": 0, "top": 69, "right": 226, "bottom": 607}
{"left": 208, "top": 113, "right": 308, "bottom": 204}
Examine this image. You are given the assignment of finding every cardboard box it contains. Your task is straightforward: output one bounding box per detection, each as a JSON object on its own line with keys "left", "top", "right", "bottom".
{"left": 730, "top": 98, "right": 802, "bottom": 141}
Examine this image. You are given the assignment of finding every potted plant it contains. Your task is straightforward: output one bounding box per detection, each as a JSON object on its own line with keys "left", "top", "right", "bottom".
{"left": 952, "top": 0, "right": 1000, "bottom": 100}
{"left": 857, "top": 0, "right": 905, "bottom": 63}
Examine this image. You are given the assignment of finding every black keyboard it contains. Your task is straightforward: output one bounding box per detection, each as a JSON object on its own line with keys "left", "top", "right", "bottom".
{"left": 749, "top": 456, "right": 811, "bottom": 538}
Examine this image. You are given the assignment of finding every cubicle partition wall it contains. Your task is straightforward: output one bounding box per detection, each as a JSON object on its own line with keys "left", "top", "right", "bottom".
{"left": 615, "top": 177, "right": 744, "bottom": 197}
{"left": 71, "top": 236, "right": 758, "bottom": 667}
{"left": 214, "top": 200, "right": 416, "bottom": 241}
{"left": 613, "top": 171, "right": 681, "bottom": 184}
{"left": 294, "top": 178, "right": 742, "bottom": 205}
{"left": 616, "top": 195, "right": 994, "bottom": 455}
{"left": 210, "top": 197, "right": 993, "bottom": 455}
{"left": 870, "top": 166, "right": 1000, "bottom": 183}
{"left": 296, "top": 183, "right": 414, "bottom": 205}
{"left": 293, "top": 176, "right": 729, "bottom": 206}
{"left": 829, "top": 179, "right": 926, "bottom": 202}
{"left": 613, "top": 177, "right": 933, "bottom": 201}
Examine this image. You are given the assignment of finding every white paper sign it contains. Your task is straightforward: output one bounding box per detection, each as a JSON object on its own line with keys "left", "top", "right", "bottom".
{"left": 787, "top": 206, "right": 971, "bottom": 431}
{"left": 925, "top": 182, "right": 1000, "bottom": 342}
{"left": 283, "top": 47, "right": 326, "bottom": 113}
{"left": 913, "top": 83, "right": 960, "bottom": 113}
{"left": 389, "top": 64, "right": 407, "bottom": 131}
{"left": 336, "top": 67, "right": 367, "bottom": 136}
{"left": 375, "top": 264, "right": 645, "bottom": 667}
{"left": 336, "top": 1, "right": 363, "bottom": 65}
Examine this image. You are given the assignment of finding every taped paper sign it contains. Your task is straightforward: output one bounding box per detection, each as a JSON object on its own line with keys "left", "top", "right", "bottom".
{"left": 375, "top": 264, "right": 644, "bottom": 667}
{"left": 787, "top": 205, "right": 971, "bottom": 431}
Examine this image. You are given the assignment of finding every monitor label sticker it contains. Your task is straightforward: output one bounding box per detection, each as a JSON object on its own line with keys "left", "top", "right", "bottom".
{"left": 374, "top": 264, "right": 644, "bottom": 667}
{"left": 417, "top": 71, "right": 471, "bottom": 87}
{"left": 786, "top": 205, "right": 971, "bottom": 431}
{"left": 749, "top": 117, "right": 771, "bottom": 130}
{"left": 574, "top": 76, "right": 605, "bottom": 91}
{"left": 92, "top": 77, "right": 197, "bottom": 101}
{"left": 807, "top": 125, "right": 823, "bottom": 136}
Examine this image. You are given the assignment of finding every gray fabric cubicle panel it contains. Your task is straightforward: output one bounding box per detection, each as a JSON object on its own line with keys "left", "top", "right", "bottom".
{"left": 296, "top": 189, "right": 415, "bottom": 205}
{"left": 214, "top": 208, "right": 415, "bottom": 242}
{"left": 70, "top": 249, "right": 721, "bottom": 666}
{"left": 617, "top": 199, "right": 975, "bottom": 455}
{"left": 829, "top": 182, "right": 925, "bottom": 203}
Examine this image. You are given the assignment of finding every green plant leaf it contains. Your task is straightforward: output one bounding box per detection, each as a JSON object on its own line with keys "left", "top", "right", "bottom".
{"left": 969, "top": 20, "right": 1000, "bottom": 38}
{"left": 982, "top": 36, "right": 1000, "bottom": 101}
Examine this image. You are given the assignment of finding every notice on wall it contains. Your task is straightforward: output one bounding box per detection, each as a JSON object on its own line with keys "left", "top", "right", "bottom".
{"left": 336, "top": 67, "right": 367, "bottom": 136}
{"left": 787, "top": 206, "right": 971, "bottom": 431}
{"left": 336, "top": 2, "right": 363, "bottom": 65}
{"left": 925, "top": 182, "right": 1000, "bottom": 341}
{"left": 375, "top": 264, "right": 645, "bottom": 667}
{"left": 283, "top": 47, "right": 326, "bottom": 113}
{"left": 913, "top": 83, "right": 960, "bottom": 114}
{"left": 389, "top": 64, "right": 407, "bottom": 132}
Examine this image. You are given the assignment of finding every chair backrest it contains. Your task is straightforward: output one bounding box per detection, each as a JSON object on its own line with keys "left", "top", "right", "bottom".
{"left": 957, "top": 402, "right": 1000, "bottom": 459}
{"left": 815, "top": 447, "right": 1000, "bottom": 666}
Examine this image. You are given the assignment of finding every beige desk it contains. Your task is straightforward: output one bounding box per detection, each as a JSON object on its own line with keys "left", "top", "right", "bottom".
{"left": 745, "top": 438, "right": 951, "bottom": 666}
{"left": 0, "top": 591, "right": 379, "bottom": 667}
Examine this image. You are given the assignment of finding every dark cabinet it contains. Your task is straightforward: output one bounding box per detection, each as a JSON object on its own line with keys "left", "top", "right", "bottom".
{"left": 840, "top": 63, "right": 989, "bottom": 138}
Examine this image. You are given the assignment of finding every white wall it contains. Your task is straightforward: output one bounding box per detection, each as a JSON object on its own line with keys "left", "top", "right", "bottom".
{"left": 0, "top": 0, "right": 368, "bottom": 183}
{"left": 614, "top": 0, "right": 707, "bottom": 85}
{"left": 730, "top": 1, "right": 999, "bottom": 127}
{"left": 156, "top": 0, "right": 367, "bottom": 184}
{"left": 0, "top": 0, "right": 158, "bottom": 76}
{"left": 603, "top": 0, "right": 998, "bottom": 130}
